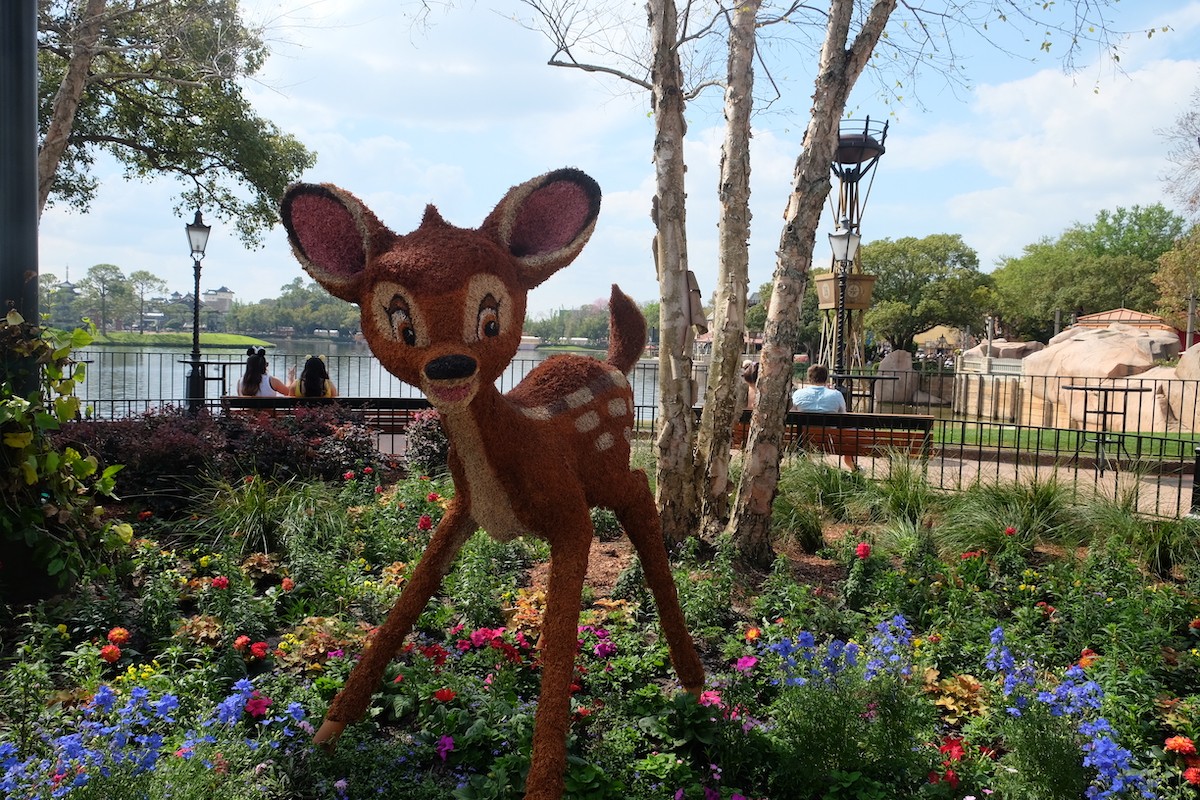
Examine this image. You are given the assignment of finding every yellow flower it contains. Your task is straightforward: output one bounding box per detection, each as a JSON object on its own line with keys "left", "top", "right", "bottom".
{"left": 199, "top": 556, "right": 211, "bottom": 568}
{"left": 55, "top": 624, "right": 68, "bottom": 636}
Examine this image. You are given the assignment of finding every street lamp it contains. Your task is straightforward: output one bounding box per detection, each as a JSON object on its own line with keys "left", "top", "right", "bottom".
{"left": 828, "top": 221, "right": 861, "bottom": 406}
{"left": 185, "top": 210, "right": 211, "bottom": 413}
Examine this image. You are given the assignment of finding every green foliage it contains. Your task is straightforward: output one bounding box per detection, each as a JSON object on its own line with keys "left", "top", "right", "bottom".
{"left": 992, "top": 204, "right": 1185, "bottom": 340}
{"left": 38, "top": 0, "right": 315, "bottom": 244}
{"left": 858, "top": 233, "right": 993, "bottom": 352}
{"left": 0, "top": 314, "right": 124, "bottom": 597}
{"left": 404, "top": 408, "right": 450, "bottom": 477}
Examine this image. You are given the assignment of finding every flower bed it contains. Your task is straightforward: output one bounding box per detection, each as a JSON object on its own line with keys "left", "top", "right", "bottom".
{"left": 3, "top": 453, "right": 1200, "bottom": 798}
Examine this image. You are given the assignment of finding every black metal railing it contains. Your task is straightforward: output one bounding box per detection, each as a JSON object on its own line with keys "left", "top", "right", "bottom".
{"left": 63, "top": 350, "right": 1200, "bottom": 518}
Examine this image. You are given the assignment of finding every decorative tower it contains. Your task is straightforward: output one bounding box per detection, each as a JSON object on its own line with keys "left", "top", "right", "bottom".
{"left": 816, "top": 118, "right": 888, "bottom": 381}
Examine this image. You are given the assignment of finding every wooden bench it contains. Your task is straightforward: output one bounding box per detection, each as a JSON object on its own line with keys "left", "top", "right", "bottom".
{"left": 219, "top": 396, "right": 433, "bottom": 438}
{"left": 703, "top": 408, "right": 935, "bottom": 459}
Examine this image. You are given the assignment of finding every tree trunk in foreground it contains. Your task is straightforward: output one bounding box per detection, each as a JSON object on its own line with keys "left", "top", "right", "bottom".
{"left": 730, "top": 0, "right": 897, "bottom": 567}
{"left": 648, "top": 0, "right": 700, "bottom": 547}
{"left": 696, "top": 0, "right": 759, "bottom": 541}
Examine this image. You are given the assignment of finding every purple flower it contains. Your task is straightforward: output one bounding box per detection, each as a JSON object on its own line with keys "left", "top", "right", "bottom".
{"left": 436, "top": 734, "right": 455, "bottom": 762}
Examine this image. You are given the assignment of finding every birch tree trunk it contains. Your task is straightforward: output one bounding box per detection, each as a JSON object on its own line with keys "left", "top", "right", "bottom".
{"left": 37, "top": 0, "right": 108, "bottom": 217}
{"left": 730, "top": 0, "right": 897, "bottom": 566}
{"left": 696, "top": 0, "right": 759, "bottom": 540}
{"left": 647, "top": 0, "right": 700, "bottom": 546}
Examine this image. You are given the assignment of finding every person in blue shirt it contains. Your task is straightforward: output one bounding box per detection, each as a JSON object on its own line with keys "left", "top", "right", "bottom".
{"left": 791, "top": 364, "right": 858, "bottom": 471}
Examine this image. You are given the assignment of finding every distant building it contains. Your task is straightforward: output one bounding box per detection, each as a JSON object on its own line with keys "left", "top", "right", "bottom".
{"left": 202, "top": 286, "right": 234, "bottom": 314}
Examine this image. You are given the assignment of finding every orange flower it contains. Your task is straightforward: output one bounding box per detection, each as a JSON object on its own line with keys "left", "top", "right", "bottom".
{"left": 233, "top": 635, "right": 251, "bottom": 652}
{"left": 99, "top": 644, "right": 121, "bottom": 663}
{"left": 1078, "top": 648, "right": 1098, "bottom": 668}
{"left": 1184, "top": 766, "right": 1200, "bottom": 786}
{"left": 280, "top": 577, "right": 295, "bottom": 592}
{"left": 107, "top": 627, "right": 131, "bottom": 645}
{"left": 744, "top": 627, "right": 761, "bottom": 642}
{"left": 1165, "top": 735, "right": 1197, "bottom": 755}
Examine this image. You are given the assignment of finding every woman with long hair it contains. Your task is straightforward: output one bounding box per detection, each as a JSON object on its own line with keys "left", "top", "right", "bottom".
{"left": 237, "top": 347, "right": 288, "bottom": 396}
{"left": 288, "top": 355, "right": 338, "bottom": 398}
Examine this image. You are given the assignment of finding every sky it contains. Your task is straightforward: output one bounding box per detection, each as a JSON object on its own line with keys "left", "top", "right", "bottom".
{"left": 36, "top": 0, "right": 1200, "bottom": 321}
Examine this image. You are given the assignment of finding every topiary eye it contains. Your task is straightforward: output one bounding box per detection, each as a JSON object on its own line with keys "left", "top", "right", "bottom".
{"left": 477, "top": 295, "right": 501, "bottom": 339}
{"left": 386, "top": 294, "right": 417, "bottom": 346}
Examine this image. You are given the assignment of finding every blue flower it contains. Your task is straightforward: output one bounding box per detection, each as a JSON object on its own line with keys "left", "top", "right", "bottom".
{"left": 90, "top": 685, "right": 117, "bottom": 714}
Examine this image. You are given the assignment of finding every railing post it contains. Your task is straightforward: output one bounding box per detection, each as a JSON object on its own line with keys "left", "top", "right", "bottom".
{"left": 1191, "top": 446, "right": 1200, "bottom": 518}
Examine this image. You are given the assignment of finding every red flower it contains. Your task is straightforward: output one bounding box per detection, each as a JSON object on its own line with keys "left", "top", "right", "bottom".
{"left": 1184, "top": 767, "right": 1200, "bottom": 786}
{"left": 392, "top": 674, "right": 404, "bottom": 684}
{"left": 1004, "top": 526, "right": 1017, "bottom": 536}
{"left": 211, "top": 575, "right": 230, "bottom": 590}
{"left": 433, "top": 688, "right": 456, "bottom": 703}
{"left": 280, "top": 577, "right": 295, "bottom": 592}
{"left": 1189, "top": 618, "right": 1200, "bottom": 631}
{"left": 343, "top": 470, "right": 355, "bottom": 481}
{"left": 99, "top": 644, "right": 121, "bottom": 663}
{"left": 244, "top": 692, "right": 272, "bottom": 718}
{"left": 107, "top": 627, "right": 131, "bottom": 645}
{"left": 250, "top": 641, "right": 270, "bottom": 659}
{"left": 234, "top": 635, "right": 251, "bottom": 652}
{"left": 426, "top": 492, "right": 440, "bottom": 502}
{"left": 418, "top": 514, "right": 434, "bottom": 531}
{"left": 374, "top": 485, "right": 384, "bottom": 494}
{"left": 1166, "top": 736, "right": 1197, "bottom": 755}
{"left": 855, "top": 542, "right": 871, "bottom": 559}
{"left": 137, "top": 510, "right": 153, "bottom": 521}
{"left": 363, "top": 467, "right": 374, "bottom": 475}
{"left": 938, "top": 737, "right": 966, "bottom": 761}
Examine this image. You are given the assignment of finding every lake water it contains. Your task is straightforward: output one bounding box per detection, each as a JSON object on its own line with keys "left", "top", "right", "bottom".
{"left": 73, "top": 339, "right": 665, "bottom": 421}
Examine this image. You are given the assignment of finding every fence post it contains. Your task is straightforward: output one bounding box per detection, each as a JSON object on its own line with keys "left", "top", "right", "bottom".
{"left": 1191, "top": 446, "right": 1200, "bottom": 517}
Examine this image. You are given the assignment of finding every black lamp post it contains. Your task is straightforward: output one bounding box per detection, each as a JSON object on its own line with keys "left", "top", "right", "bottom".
{"left": 828, "top": 222, "right": 861, "bottom": 406}
{"left": 185, "top": 210, "right": 211, "bottom": 413}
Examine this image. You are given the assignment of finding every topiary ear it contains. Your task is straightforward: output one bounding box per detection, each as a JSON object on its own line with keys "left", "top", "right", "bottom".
{"left": 481, "top": 168, "right": 601, "bottom": 290}
{"left": 281, "top": 183, "right": 392, "bottom": 303}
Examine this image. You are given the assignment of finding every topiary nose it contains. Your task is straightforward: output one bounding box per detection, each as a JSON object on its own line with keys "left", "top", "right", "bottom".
{"left": 425, "top": 354, "right": 477, "bottom": 381}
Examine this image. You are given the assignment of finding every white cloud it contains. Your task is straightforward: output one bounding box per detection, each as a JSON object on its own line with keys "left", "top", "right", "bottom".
{"left": 34, "top": 0, "right": 1200, "bottom": 322}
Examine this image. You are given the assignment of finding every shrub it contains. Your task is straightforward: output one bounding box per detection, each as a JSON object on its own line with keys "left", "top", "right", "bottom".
{"left": 1, "top": 317, "right": 123, "bottom": 599}
{"left": 56, "top": 405, "right": 381, "bottom": 517}
{"left": 404, "top": 409, "right": 449, "bottom": 476}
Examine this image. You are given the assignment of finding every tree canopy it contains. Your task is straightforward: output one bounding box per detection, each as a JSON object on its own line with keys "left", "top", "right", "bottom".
{"left": 37, "top": 0, "right": 316, "bottom": 244}
{"left": 991, "top": 204, "right": 1185, "bottom": 340}
{"left": 859, "top": 234, "right": 992, "bottom": 353}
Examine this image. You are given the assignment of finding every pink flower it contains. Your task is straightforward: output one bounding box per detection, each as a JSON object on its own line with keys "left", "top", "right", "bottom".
{"left": 233, "top": 635, "right": 251, "bottom": 652}
{"left": 280, "top": 577, "right": 294, "bottom": 592}
{"left": 244, "top": 692, "right": 272, "bottom": 718}
{"left": 436, "top": 734, "right": 455, "bottom": 761}
{"left": 593, "top": 640, "right": 617, "bottom": 659}
{"left": 418, "top": 514, "right": 433, "bottom": 531}
{"left": 211, "top": 575, "right": 230, "bottom": 590}
{"left": 855, "top": 542, "right": 871, "bottom": 559}
{"left": 698, "top": 690, "right": 723, "bottom": 707}
{"left": 734, "top": 655, "right": 758, "bottom": 673}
